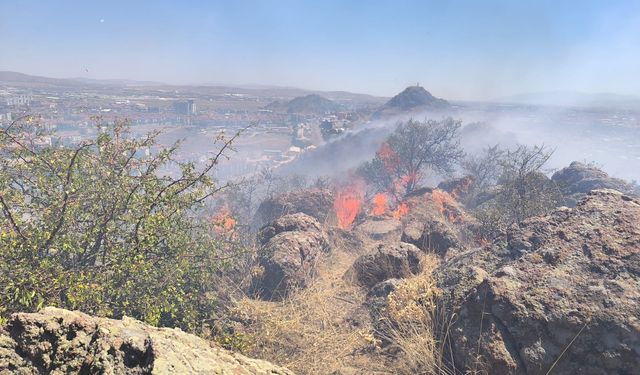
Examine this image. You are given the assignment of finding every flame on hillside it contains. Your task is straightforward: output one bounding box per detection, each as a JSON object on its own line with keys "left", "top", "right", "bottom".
{"left": 372, "top": 193, "right": 388, "bottom": 216}
{"left": 451, "top": 176, "right": 474, "bottom": 199}
{"left": 370, "top": 142, "right": 418, "bottom": 220}
{"left": 334, "top": 182, "right": 364, "bottom": 229}
{"left": 211, "top": 207, "right": 237, "bottom": 237}
{"left": 392, "top": 202, "right": 409, "bottom": 219}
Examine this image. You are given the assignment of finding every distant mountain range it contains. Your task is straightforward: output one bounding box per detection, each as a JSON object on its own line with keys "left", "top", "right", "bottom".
{"left": 0, "top": 71, "right": 162, "bottom": 87}
{"left": 0, "top": 71, "right": 385, "bottom": 105}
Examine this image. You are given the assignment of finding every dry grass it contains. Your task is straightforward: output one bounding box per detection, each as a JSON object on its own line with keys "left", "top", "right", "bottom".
{"left": 378, "top": 254, "right": 456, "bottom": 375}
{"left": 233, "top": 232, "right": 455, "bottom": 375}
{"left": 234, "top": 248, "right": 389, "bottom": 374}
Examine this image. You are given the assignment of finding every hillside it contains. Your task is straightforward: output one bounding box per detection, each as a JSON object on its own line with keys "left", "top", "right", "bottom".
{"left": 374, "top": 85, "right": 450, "bottom": 117}
{"left": 267, "top": 94, "right": 342, "bottom": 114}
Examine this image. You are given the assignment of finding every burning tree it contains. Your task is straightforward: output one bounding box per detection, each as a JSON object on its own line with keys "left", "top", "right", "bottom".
{"left": 358, "top": 118, "right": 464, "bottom": 199}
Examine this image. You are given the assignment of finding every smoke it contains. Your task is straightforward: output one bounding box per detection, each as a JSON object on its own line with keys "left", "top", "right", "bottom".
{"left": 456, "top": 104, "right": 640, "bottom": 182}
{"left": 276, "top": 103, "right": 640, "bottom": 184}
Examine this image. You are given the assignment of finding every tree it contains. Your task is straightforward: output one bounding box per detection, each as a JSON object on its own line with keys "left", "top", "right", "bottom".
{"left": 0, "top": 116, "right": 241, "bottom": 332}
{"left": 462, "top": 145, "right": 505, "bottom": 207}
{"left": 472, "top": 145, "right": 562, "bottom": 239}
{"left": 498, "top": 144, "right": 562, "bottom": 224}
{"left": 358, "top": 118, "right": 464, "bottom": 198}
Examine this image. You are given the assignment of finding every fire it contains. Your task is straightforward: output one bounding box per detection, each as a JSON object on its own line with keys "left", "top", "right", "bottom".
{"left": 431, "top": 189, "right": 464, "bottom": 223}
{"left": 211, "top": 207, "right": 237, "bottom": 235}
{"left": 372, "top": 193, "right": 388, "bottom": 216}
{"left": 334, "top": 182, "right": 364, "bottom": 229}
{"left": 378, "top": 142, "right": 400, "bottom": 174}
{"left": 451, "top": 176, "right": 474, "bottom": 199}
{"left": 392, "top": 202, "right": 409, "bottom": 219}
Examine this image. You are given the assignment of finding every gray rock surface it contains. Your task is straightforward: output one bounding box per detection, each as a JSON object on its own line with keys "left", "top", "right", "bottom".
{"left": 552, "top": 161, "right": 636, "bottom": 207}
{"left": 437, "top": 189, "right": 640, "bottom": 374}
{"left": 0, "top": 307, "right": 294, "bottom": 375}
{"left": 253, "top": 189, "right": 334, "bottom": 229}
{"left": 250, "top": 213, "right": 330, "bottom": 301}
{"left": 346, "top": 242, "right": 422, "bottom": 288}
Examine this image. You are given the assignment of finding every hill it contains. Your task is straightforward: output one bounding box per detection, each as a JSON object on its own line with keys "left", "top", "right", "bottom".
{"left": 383, "top": 85, "right": 449, "bottom": 110}
{"left": 267, "top": 94, "right": 342, "bottom": 114}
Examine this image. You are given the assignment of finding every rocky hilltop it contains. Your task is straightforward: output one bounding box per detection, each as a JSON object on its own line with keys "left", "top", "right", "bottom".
{"left": 0, "top": 307, "right": 294, "bottom": 375}
{"left": 241, "top": 183, "right": 639, "bottom": 374}
{"left": 3, "top": 174, "right": 638, "bottom": 374}
{"left": 437, "top": 189, "right": 640, "bottom": 374}
{"left": 374, "top": 85, "right": 450, "bottom": 118}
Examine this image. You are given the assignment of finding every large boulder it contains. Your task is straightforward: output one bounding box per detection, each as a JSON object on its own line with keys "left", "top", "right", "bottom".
{"left": 0, "top": 307, "right": 294, "bottom": 375}
{"left": 437, "top": 189, "right": 640, "bottom": 374}
{"left": 250, "top": 213, "right": 330, "bottom": 301}
{"left": 399, "top": 188, "right": 467, "bottom": 257}
{"left": 346, "top": 242, "right": 422, "bottom": 288}
{"left": 253, "top": 189, "right": 334, "bottom": 229}
{"left": 552, "top": 161, "right": 636, "bottom": 207}
{"left": 401, "top": 220, "right": 460, "bottom": 257}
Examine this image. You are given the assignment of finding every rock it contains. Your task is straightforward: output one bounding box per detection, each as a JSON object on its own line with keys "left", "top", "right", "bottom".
{"left": 253, "top": 189, "right": 334, "bottom": 229}
{"left": 346, "top": 243, "right": 422, "bottom": 288}
{"left": 250, "top": 213, "right": 330, "bottom": 301}
{"left": 399, "top": 189, "right": 467, "bottom": 257}
{"left": 0, "top": 307, "right": 294, "bottom": 375}
{"left": 437, "top": 189, "right": 640, "bottom": 374}
{"left": 552, "top": 161, "right": 636, "bottom": 207}
{"left": 437, "top": 175, "right": 475, "bottom": 202}
{"left": 401, "top": 220, "right": 460, "bottom": 256}
{"left": 355, "top": 218, "right": 402, "bottom": 241}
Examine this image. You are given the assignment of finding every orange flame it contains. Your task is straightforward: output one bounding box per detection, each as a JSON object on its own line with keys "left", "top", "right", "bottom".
{"left": 431, "top": 189, "right": 464, "bottom": 223}
{"left": 211, "top": 207, "right": 237, "bottom": 236}
{"left": 392, "top": 202, "right": 409, "bottom": 219}
{"left": 334, "top": 182, "right": 364, "bottom": 229}
{"left": 450, "top": 176, "right": 474, "bottom": 199}
{"left": 372, "top": 193, "right": 388, "bottom": 216}
{"left": 378, "top": 142, "right": 400, "bottom": 174}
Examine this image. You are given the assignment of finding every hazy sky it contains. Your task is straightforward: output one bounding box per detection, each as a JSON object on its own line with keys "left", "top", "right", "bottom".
{"left": 1, "top": 0, "right": 638, "bottom": 99}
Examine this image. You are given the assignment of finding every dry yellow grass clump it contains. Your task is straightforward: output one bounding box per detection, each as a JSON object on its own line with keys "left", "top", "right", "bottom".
{"left": 234, "top": 249, "right": 389, "bottom": 374}
{"left": 379, "top": 254, "right": 455, "bottom": 375}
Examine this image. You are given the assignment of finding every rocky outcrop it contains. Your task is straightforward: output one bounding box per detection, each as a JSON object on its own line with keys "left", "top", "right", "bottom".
{"left": 552, "top": 161, "right": 636, "bottom": 207}
{"left": 253, "top": 189, "right": 334, "bottom": 229}
{"left": 0, "top": 307, "right": 294, "bottom": 375}
{"left": 250, "top": 213, "right": 330, "bottom": 301}
{"left": 401, "top": 220, "right": 460, "bottom": 257}
{"left": 400, "top": 188, "right": 466, "bottom": 257}
{"left": 356, "top": 217, "right": 402, "bottom": 242}
{"left": 346, "top": 242, "right": 422, "bottom": 288}
{"left": 437, "top": 189, "right": 640, "bottom": 374}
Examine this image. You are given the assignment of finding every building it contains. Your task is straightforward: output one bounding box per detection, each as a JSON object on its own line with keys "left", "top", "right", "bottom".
{"left": 6, "top": 95, "right": 32, "bottom": 106}
{"left": 173, "top": 99, "right": 197, "bottom": 115}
